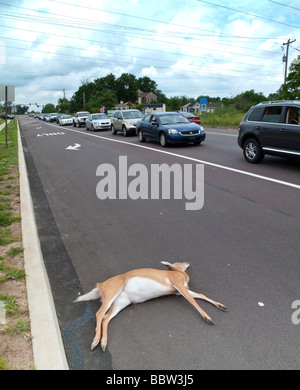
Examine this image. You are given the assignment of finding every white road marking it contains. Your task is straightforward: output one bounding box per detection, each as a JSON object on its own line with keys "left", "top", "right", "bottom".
{"left": 49, "top": 125, "right": 300, "bottom": 190}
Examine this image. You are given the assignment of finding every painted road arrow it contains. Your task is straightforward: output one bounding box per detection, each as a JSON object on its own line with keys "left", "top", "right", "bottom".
{"left": 66, "top": 143, "right": 81, "bottom": 151}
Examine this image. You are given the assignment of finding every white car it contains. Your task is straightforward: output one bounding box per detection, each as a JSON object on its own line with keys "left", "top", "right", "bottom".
{"left": 86, "top": 113, "right": 111, "bottom": 131}
{"left": 59, "top": 115, "right": 73, "bottom": 126}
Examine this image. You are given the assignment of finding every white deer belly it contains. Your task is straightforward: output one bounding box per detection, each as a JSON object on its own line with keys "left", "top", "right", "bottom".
{"left": 123, "top": 277, "right": 173, "bottom": 304}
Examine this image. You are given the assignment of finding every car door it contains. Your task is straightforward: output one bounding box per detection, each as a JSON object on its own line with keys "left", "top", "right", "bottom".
{"left": 259, "top": 106, "right": 285, "bottom": 149}
{"left": 147, "top": 115, "right": 160, "bottom": 140}
{"left": 139, "top": 114, "right": 152, "bottom": 137}
{"left": 112, "top": 112, "right": 119, "bottom": 130}
{"left": 86, "top": 114, "right": 91, "bottom": 129}
{"left": 116, "top": 111, "right": 123, "bottom": 130}
{"left": 281, "top": 106, "right": 300, "bottom": 152}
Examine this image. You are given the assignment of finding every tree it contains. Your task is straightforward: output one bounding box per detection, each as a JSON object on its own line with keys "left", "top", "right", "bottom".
{"left": 137, "top": 76, "right": 158, "bottom": 92}
{"left": 42, "top": 103, "right": 56, "bottom": 113}
{"left": 115, "top": 73, "right": 138, "bottom": 103}
{"left": 279, "top": 56, "right": 300, "bottom": 100}
{"left": 85, "top": 90, "right": 118, "bottom": 112}
{"left": 57, "top": 98, "right": 70, "bottom": 113}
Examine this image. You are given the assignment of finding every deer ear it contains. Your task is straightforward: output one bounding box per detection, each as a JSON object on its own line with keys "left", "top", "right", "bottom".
{"left": 161, "top": 261, "right": 172, "bottom": 268}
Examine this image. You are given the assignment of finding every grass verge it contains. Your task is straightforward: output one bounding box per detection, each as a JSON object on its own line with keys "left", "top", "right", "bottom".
{"left": 200, "top": 107, "right": 245, "bottom": 128}
{"left": 0, "top": 119, "right": 34, "bottom": 370}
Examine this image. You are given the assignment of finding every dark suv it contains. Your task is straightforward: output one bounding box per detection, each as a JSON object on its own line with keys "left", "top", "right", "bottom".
{"left": 238, "top": 101, "right": 300, "bottom": 163}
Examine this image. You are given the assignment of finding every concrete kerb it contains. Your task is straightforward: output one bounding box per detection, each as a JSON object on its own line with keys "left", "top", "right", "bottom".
{"left": 18, "top": 122, "right": 69, "bottom": 370}
{"left": 0, "top": 119, "right": 11, "bottom": 132}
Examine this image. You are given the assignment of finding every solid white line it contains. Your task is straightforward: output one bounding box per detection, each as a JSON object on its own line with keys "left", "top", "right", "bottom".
{"left": 58, "top": 126, "right": 300, "bottom": 190}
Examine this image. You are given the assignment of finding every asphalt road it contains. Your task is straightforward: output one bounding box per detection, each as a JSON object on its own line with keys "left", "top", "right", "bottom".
{"left": 19, "top": 116, "right": 300, "bottom": 370}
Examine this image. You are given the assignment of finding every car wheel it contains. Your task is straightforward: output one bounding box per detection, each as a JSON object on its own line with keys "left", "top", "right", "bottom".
{"left": 122, "top": 125, "right": 127, "bottom": 137}
{"left": 138, "top": 130, "right": 145, "bottom": 142}
{"left": 73, "top": 121, "right": 76, "bottom": 127}
{"left": 243, "top": 138, "right": 264, "bottom": 163}
{"left": 159, "top": 133, "right": 167, "bottom": 147}
{"left": 91, "top": 124, "right": 94, "bottom": 132}
{"left": 111, "top": 124, "right": 116, "bottom": 135}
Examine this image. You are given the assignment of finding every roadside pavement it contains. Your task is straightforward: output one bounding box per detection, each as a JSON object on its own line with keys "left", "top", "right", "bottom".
{"left": 18, "top": 121, "right": 69, "bottom": 370}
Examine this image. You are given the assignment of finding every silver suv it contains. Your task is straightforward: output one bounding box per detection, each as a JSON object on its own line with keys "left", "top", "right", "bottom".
{"left": 111, "top": 109, "right": 143, "bottom": 136}
{"left": 238, "top": 100, "right": 300, "bottom": 163}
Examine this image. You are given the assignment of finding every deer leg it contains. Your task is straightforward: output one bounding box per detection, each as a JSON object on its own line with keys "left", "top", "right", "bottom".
{"left": 172, "top": 283, "right": 214, "bottom": 325}
{"left": 91, "top": 291, "right": 125, "bottom": 351}
{"left": 100, "top": 293, "right": 131, "bottom": 351}
{"left": 188, "top": 290, "right": 229, "bottom": 312}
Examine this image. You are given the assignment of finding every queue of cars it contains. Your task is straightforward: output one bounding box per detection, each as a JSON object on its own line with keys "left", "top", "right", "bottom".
{"left": 36, "top": 109, "right": 206, "bottom": 147}
{"left": 33, "top": 100, "right": 300, "bottom": 162}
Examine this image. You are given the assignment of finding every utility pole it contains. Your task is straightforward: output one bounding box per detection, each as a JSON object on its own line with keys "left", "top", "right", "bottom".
{"left": 283, "top": 39, "right": 296, "bottom": 84}
{"left": 62, "top": 89, "right": 66, "bottom": 99}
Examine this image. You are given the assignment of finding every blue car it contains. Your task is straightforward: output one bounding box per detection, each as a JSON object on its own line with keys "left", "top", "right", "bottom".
{"left": 136, "top": 112, "right": 206, "bottom": 147}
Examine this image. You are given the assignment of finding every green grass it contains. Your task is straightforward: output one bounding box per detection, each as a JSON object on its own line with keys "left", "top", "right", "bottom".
{"left": 201, "top": 107, "right": 245, "bottom": 128}
{"left": 0, "top": 355, "right": 10, "bottom": 370}
{"left": 0, "top": 121, "right": 21, "bottom": 230}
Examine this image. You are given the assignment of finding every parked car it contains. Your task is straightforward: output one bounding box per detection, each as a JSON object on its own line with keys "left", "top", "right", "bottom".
{"left": 181, "top": 112, "right": 201, "bottom": 125}
{"left": 49, "top": 113, "right": 58, "bottom": 122}
{"left": 56, "top": 113, "right": 64, "bottom": 124}
{"left": 86, "top": 113, "right": 111, "bottom": 131}
{"left": 43, "top": 114, "right": 50, "bottom": 121}
{"left": 73, "top": 111, "right": 90, "bottom": 127}
{"left": 107, "top": 110, "right": 116, "bottom": 118}
{"left": 59, "top": 115, "right": 73, "bottom": 126}
{"left": 111, "top": 109, "right": 144, "bottom": 136}
{"left": 238, "top": 100, "right": 300, "bottom": 163}
{"left": 136, "top": 112, "right": 206, "bottom": 147}
{"left": 0, "top": 114, "right": 14, "bottom": 120}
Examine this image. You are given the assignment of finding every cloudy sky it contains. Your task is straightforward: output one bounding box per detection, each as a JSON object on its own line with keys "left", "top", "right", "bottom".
{"left": 0, "top": 0, "right": 299, "bottom": 110}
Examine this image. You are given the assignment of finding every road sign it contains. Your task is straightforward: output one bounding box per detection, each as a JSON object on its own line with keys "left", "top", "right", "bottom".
{"left": 199, "top": 98, "right": 208, "bottom": 105}
{"left": 0, "top": 85, "right": 15, "bottom": 101}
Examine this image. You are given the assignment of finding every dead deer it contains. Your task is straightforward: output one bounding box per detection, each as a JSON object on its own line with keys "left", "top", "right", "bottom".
{"left": 74, "top": 262, "right": 228, "bottom": 351}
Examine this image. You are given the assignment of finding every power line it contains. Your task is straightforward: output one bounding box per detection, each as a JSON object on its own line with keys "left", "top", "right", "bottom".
{"left": 266, "top": 0, "right": 300, "bottom": 12}
{"left": 197, "top": 0, "right": 300, "bottom": 29}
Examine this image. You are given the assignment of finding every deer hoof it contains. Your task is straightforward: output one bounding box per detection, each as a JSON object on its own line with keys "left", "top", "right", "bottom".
{"left": 91, "top": 339, "right": 99, "bottom": 351}
{"left": 219, "top": 304, "right": 229, "bottom": 312}
{"left": 205, "top": 317, "right": 214, "bottom": 325}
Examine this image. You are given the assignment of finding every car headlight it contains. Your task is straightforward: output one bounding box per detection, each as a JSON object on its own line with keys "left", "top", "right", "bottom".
{"left": 199, "top": 126, "right": 205, "bottom": 133}
{"left": 168, "top": 129, "right": 178, "bottom": 135}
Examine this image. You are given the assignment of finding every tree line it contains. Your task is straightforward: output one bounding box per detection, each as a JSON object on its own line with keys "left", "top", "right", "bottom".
{"left": 20, "top": 54, "right": 300, "bottom": 115}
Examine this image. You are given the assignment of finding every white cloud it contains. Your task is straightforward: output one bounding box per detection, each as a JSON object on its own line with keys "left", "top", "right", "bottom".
{"left": 0, "top": 0, "right": 298, "bottom": 106}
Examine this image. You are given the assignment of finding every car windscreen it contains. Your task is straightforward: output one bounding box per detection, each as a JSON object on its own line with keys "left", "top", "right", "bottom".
{"left": 159, "top": 114, "right": 190, "bottom": 125}
{"left": 92, "top": 114, "right": 108, "bottom": 120}
{"left": 123, "top": 111, "right": 143, "bottom": 119}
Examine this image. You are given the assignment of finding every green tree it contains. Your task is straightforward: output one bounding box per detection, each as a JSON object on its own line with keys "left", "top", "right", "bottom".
{"left": 115, "top": 73, "right": 138, "bottom": 103}
{"left": 57, "top": 98, "right": 70, "bottom": 113}
{"left": 42, "top": 103, "right": 56, "bottom": 113}
{"left": 137, "top": 76, "right": 158, "bottom": 92}
{"left": 279, "top": 56, "right": 300, "bottom": 99}
{"left": 85, "top": 90, "right": 118, "bottom": 112}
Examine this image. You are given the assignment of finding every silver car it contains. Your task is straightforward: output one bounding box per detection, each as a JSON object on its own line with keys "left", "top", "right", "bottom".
{"left": 111, "top": 109, "right": 144, "bottom": 136}
{"left": 86, "top": 113, "right": 111, "bottom": 131}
